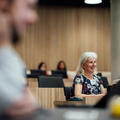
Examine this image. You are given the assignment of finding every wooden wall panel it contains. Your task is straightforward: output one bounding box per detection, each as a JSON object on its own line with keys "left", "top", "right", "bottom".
{"left": 30, "top": 87, "right": 65, "bottom": 108}
{"left": 15, "top": 6, "right": 110, "bottom": 71}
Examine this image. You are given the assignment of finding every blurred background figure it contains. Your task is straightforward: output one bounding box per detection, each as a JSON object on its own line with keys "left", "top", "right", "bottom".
{"left": 38, "top": 62, "right": 47, "bottom": 71}
{"left": 73, "top": 52, "right": 106, "bottom": 98}
{"left": 38, "top": 62, "right": 49, "bottom": 75}
{"left": 56, "top": 60, "right": 76, "bottom": 79}
{"left": 57, "top": 60, "right": 67, "bottom": 71}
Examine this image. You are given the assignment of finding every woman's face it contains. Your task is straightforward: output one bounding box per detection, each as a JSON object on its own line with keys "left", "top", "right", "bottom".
{"left": 59, "top": 62, "right": 65, "bottom": 70}
{"left": 40, "top": 64, "right": 46, "bottom": 71}
{"left": 83, "top": 57, "right": 96, "bottom": 73}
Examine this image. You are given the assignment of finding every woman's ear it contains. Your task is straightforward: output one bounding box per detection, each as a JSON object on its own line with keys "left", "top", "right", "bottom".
{"left": 81, "top": 63, "right": 85, "bottom": 69}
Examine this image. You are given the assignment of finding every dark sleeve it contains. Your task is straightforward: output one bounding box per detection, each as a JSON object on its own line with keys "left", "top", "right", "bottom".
{"left": 100, "top": 79, "right": 103, "bottom": 85}
{"left": 94, "top": 94, "right": 108, "bottom": 108}
{"left": 96, "top": 74, "right": 103, "bottom": 84}
{"left": 73, "top": 74, "right": 84, "bottom": 85}
{"left": 95, "top": 84, "right": 120, "bottom": 108}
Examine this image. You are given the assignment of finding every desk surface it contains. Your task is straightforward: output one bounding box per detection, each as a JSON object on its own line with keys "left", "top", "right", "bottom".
{"left": 2, "top": 108, "right": 119, "bottom": 120}
{"left": 54, "top": 100, "right": 85, "bottom": 107}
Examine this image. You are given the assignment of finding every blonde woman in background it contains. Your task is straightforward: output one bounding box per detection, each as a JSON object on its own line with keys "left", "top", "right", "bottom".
{"left": 73, "top": 52, "right": 107, "bottom": 98}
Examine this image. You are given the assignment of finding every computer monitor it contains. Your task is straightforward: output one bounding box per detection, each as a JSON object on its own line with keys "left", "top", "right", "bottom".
{"left": 51, "top": 70, "right": 68, "bottom": 78}
{"left": 31, "top": 69, "right": 46, "bottom": 75}
{"left": 27, "top": 69, "right": 46, "bottom": 78}
{"left": 38, "top": 76, "right": 64, "bottom": 88}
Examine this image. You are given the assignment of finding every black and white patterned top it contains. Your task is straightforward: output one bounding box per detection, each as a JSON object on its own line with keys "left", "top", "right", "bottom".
{"left": 73, "top": 74, "right": 103, "bottom": 95}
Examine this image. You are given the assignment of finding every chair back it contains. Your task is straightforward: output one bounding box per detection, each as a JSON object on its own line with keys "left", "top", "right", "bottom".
{"left": 64, "top": 87, "right": 74, "bottom": 100}
{"left": 38, "top": 76, "right": 64, "bottom": 88}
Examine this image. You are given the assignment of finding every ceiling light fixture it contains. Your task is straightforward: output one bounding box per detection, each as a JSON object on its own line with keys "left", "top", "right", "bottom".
{"left": 84, "top": 0, "right": 102, "bottom": 4}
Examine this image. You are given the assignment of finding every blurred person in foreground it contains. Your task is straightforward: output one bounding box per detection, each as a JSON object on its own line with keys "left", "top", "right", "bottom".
{"left": 0, "top": 0, "right": 38, "bottom": 117}
{"left": 95, "top": 80, "right": 120, "bottom": 108}
{"left": 73, "top": 52, "right": 107, "bottom": 98}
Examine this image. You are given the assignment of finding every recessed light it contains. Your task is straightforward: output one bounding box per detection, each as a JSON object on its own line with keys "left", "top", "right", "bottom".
{"left": 84, "top": 0, "right": 102, "bottom": 4}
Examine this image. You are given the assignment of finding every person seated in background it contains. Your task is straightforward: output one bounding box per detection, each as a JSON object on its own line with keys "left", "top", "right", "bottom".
{"left": 55, "top": 60, "right": 68, "bottom": 78}
{"left": 57, "top": 60, "right": 67, "bottom": 71}
{"left": 38, "top": 62, "right": 49, "bottom": 75}
{"left": 73, "top": 52, "right": 107, "bottom": 98}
